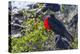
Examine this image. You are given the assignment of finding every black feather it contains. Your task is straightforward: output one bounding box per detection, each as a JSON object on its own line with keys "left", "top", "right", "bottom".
{"left": 48, "top": 14, "right": 73, "bottom": 41}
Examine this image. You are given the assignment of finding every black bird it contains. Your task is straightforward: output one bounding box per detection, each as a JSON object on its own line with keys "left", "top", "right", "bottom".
{"left": 43, "top": 14, "right": 73, "bottom": 42}
{"left": 37, "top": 3, "right": 60, "bottom": 14}
{"left": 43, "top": 14, "right": 73, "bottom": 49}
{"left": 45, "top": 3, "right": 60, "bottom": 12}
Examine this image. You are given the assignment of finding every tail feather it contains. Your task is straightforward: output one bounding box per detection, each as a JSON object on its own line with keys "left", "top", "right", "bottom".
{"left": 55, "top": 35, "right": 72, "bottom": 49}
{"left": 64, "top": 31, "right": 74, "bottom": 42}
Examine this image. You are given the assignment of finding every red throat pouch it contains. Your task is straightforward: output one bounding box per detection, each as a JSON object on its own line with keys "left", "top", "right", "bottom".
{"left": 44, "top": 17, "right": 52, "bottom": 30}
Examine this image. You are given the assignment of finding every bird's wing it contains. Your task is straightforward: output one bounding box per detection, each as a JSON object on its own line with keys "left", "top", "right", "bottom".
{"left": 48, "top": 17, "right": 66, "bottom": 33}
{"left": 48, "top": 17, "right": 73, "bottom": 41}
